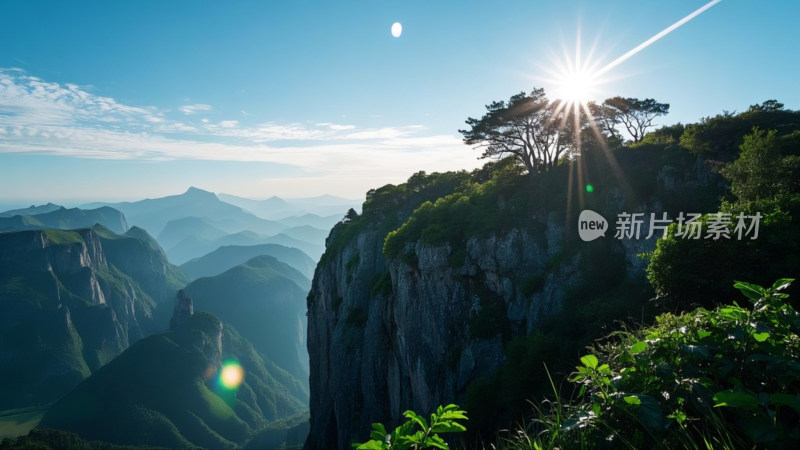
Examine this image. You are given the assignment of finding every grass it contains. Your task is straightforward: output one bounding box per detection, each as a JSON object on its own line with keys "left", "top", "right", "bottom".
{"left": 0, "top": 408, "right": 46, "bottom": 440}
{"left": 42, "top": 229, "right": 84, "bottom": 245}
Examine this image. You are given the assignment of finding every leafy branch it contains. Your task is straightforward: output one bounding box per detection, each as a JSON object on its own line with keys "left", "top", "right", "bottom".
{"left": 353, "top": 404, "right": 468, "bottom": 450}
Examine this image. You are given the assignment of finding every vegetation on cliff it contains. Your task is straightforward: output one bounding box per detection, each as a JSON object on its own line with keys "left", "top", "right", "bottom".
{"left": 333, "top": 100, "right": 800, "bottom": 448}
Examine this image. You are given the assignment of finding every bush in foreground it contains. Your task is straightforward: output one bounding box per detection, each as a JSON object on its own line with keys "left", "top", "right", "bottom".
{"left": 500, "top": 279, "right": 800, "bottom": 449}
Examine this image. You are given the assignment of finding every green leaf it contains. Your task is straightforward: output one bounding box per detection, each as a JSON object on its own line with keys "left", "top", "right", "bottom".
{"left": 438, "top": 408, "right": 468, "bottom": 421}
{"left": 770, "top": 278, "right": 794, "bottom": 292}
{"left": 734, "top": 281, "right": 767, "bottom": 302}
{"left": 623, "top": 395, "right": 642, "bottom": 405}
{"left": 634, "top": 395, "right": 665, "bottom": 430}
{"left": 752, "top": 332, "right": 770, "bottom": 342}
{"left": 422, "top": 434, "right": 449, "bottom": 449}
{"left": 403, "top": 410, "right": 428, "bottom": 430}
{"left": 580, "top": 354, "right": 599, "bottom": 369}
{"left": 630, "top": 341, "right": 648, "bottom": 354}
{"left": 431, "top": 422, "right": 467, "bottom": 434}
{"left": 713, "top": 390, "right": 759, "bottom": 409}
{"left": 769, "top": 393, "right": 800, "bottom": 413}
{"left": 354, "top": 441, "right": 388, "bottom": 450}
{"left": 369, "top": 423, "right": 387, "bottom": 441}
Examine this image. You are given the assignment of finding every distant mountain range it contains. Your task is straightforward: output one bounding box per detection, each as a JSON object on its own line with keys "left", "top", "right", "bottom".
{"left": 218, "top": 192, "right": 358, "bottom": 220}
{"left": 0, "top": 186, "right": 350, "bottom": 448}
{"left": 0, "top": 203, "right": 63, "bottom": 218}
{"left": 75, "top": 187, "right": 347, "bottom": 265}
{"left": 0, "top": 206, "right": 128, "bottom": 234}
{"left": 83, "top": 187, "right": 284, "bottom": 238}
{"left": 0, "top": 225, "right": 314, "bottom": 448}
{"left": 181, "top": 243, "right": 317, "bottom": 280}
{"left": 166, "top": 228, "right": 325, "bottom": 265}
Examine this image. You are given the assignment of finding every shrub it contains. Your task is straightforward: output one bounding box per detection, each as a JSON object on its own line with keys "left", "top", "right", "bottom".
{"left": 511, "top": 278, "right": 800, "bottom": 449}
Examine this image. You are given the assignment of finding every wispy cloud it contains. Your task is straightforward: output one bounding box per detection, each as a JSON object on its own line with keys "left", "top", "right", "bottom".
{"left": 0, "top": 68, "right": 480, "bottom": 179}
{"left": 178, "top": 103, "right": 212, "bottom": 115}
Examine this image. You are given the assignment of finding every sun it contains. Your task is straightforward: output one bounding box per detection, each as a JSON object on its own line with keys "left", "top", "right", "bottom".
{"left": 552, "top": 67, "right": 599, "bottom": 106}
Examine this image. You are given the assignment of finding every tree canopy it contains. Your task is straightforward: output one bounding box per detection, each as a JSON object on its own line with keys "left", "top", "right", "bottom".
{"left": 459, "top": 88, "right": 583, "bottom": 175}
{"left": 598, "top": 96, "right": 670, "bottom": 143}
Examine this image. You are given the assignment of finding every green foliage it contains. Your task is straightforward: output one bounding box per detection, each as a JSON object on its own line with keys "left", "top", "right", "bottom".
{"left": 633, "top": 123, "right": 685, "bottom": 147}
{"left": 0, "top": 428, "right": 168, "bottom": 450}
{"left": 353, "top": 404, "right": 468, "bottom": 450}
{"left": 679, "top": 104, "right": 800, "bottom": 159}
{"left": 647, "top": 127, "right": 800, "bottom": 308}
{"left": 42, "top": 229, "right": 83, "bottom": 245}
{"left": 323, "top": 171, "right": 472, "bottom": 265}
{"left": 512, "top": 279, "right": 800, "bottom": 449}
{"left": 721, "top": 127, "right": 800, "bottom": 212}
{"left": 383, "top": 162, "right": 535, "bottom": 260}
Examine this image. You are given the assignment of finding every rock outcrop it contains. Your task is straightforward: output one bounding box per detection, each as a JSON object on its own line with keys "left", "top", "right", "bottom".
{"left": 306, "top": 215, "right": 596, "bottom": 448}
{"left": 170, "top": 289, "right": 194, "bottom": 329}
{"left": 305, "top": 155, "right": 723, "bottom": 448}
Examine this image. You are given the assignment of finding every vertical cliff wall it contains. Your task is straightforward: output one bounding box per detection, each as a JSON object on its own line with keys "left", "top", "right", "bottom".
{"left": 305, "top": 151, "right": 723, "bottom": 448}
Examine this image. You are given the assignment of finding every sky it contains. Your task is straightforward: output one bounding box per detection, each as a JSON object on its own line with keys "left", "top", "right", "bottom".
{"left": 1, "top": 0, "right": 798, "bottom": 207}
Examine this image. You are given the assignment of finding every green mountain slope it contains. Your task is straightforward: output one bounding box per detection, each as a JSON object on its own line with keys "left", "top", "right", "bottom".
{"left": 184, "top": 256, "right": 311, "bottom": 384}
{"left": 39, "top": 311, "right": 307, "bottom": 449}
{"left": 0, "top": 226, "right": 189, "bottom": 410}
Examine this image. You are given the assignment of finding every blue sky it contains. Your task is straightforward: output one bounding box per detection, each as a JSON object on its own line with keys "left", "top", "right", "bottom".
{"left": 1, "top": 0, "right": 798, "bottom": 206}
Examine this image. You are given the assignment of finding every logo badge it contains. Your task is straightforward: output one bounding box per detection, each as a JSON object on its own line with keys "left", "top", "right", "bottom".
{"left": 578, "top": 210, "right": 608, "bottom": 242}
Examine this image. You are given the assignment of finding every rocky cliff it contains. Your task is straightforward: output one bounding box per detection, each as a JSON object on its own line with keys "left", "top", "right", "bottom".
{"left": 0, "top": 225, "right": 189, "bottom": 409}
{"left": 305, "top": 150, "right": 724, "bottom": 448}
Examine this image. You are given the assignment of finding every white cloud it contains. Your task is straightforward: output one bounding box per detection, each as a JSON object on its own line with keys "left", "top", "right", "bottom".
{"left": 0, "top": 68, "right": 483, "bottom": 182}
{"left": 178, "top": 103, "right": 212, "bottom": 115}
{"left": 316, "top": 122, "right": 356, "bottom": 131}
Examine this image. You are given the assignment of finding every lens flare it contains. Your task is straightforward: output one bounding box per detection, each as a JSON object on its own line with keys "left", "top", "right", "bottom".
{"left": 220, "top": 362, "right": 244, "bottom": 389}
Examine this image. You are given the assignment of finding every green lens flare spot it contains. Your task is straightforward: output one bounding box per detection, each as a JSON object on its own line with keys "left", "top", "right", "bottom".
{"left": 220, "top": 361, "right": 244, "bottom": 390}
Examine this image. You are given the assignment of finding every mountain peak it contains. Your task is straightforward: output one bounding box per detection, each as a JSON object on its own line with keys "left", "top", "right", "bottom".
{"left": 183, "top": 187, "right": 218, "bottom": 200}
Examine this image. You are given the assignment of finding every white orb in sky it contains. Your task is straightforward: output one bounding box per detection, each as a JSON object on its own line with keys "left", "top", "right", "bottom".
{"left": 391, "top": 22, "right": 402, "bottom": 38}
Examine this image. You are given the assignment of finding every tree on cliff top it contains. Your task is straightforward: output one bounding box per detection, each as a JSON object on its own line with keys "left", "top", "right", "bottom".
{"left": 599, "top": 96, "right": 670, "bottom": 143}
{"left": 459, "top": 88, "right": 582, "bottom": 175}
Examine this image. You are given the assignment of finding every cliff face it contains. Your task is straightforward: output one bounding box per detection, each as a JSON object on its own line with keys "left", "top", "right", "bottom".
{"left": 305, "top": 152, "right": 724, "bottom": 448}
{"left": 306, "top": 216, "right": 596, "bottom": 448}
{"left": 0, "top": 226, "right": 189, "bottom": 409}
